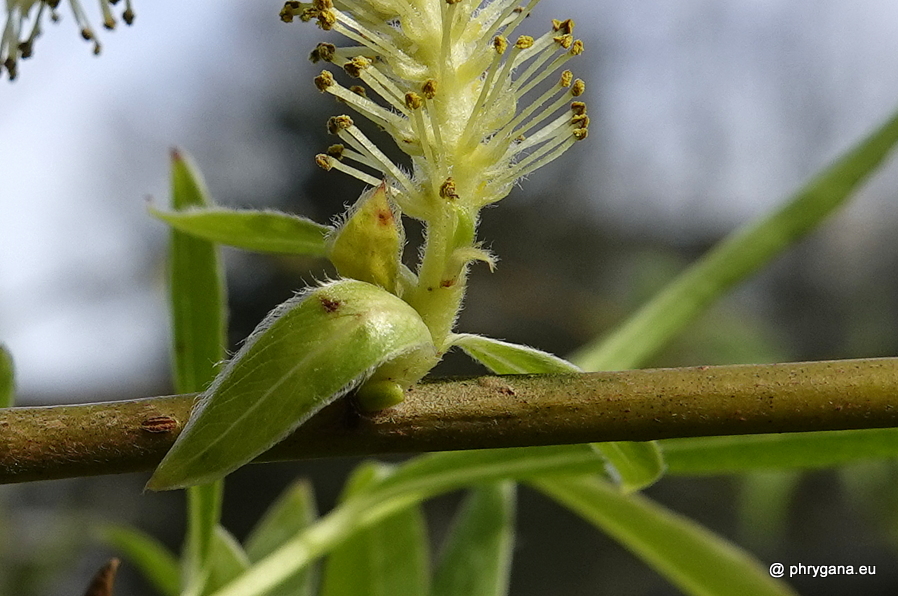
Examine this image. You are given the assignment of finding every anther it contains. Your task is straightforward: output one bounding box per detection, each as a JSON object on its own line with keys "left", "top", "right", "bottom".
{"left": 314, "top": 71, "right": 335, "bottom": 91}
{"left": 327, "top": 115, "right": 354, "bottom": 134}
{"left": 515, "top": 35, "right": 534, "bottom": 50}
{"left": 559, "top": 70, "right": 573, "bottom": 87}
{"left": 343, "top": 56, "right": 371, "bottom": 77}
{"left": 440, "top": 178, "right": 459, "bottom": 200}
{"left": 404, "top": 92, "right": 423, "bottom": 110}
{"left": 422, "top": 79, "right": 438, "bottom": 99}
{"left": 552, "top": 19, "right": 574, "bottom": 34}
{"left": 309, "top": 42, "right": 336, "bottom": 62}
{"left": 279, "top": 1, "right": 301, "bottom": 22}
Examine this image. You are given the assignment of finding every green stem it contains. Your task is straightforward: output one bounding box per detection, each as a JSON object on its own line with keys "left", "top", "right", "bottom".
{"left": 3, "top": 357, "right": 898, "bottom": 484}
{"left": 408, "top": 207, "right": 467, "bottom": 351}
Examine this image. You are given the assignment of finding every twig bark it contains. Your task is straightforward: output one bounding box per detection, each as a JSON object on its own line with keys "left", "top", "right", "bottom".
{"left": 2, "top": 357, "right": 898, "bottom": 484}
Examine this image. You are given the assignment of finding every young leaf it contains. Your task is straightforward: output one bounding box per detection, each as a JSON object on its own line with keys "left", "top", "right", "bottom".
{"left": 452, "top": 333, "right": 664, "bottom": 491}
{"left": 321, "top": 462, "right": 430, "bottom": 596}
{"left": 571, "top": 105, "right": 898, "bottom": 372}
{"left": 148, "top": 279, "right": 435, "bottom": 490}
{"left": 168, "top": 148, "right": 229, "bottom": 596}
{"left": 244, "top": 480, "right": 318, "bottom": 596}
{"left": 99, "top": 524, "right": 181, "bottom": 596}
{"left": 533, "top": 474, "right": 798, "bottom": 596}
{"left": 432, "top": 482, "right": 516, "bottom": 596}
{"left": 203, "top": 526, "right": 251, "bottom": 596}
{"left": 151, "top": 207, "right": 330, "bottom": 256}
{"left": 0, "top": 344, "right": 14, "bottom": 408}
{"left": 451, "top": 333, "right": 581, "bottom": 374}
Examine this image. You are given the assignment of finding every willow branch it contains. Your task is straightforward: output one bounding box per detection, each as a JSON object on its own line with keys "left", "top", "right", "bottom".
{"left": 2, "top": 357, "right": 898, "bottom": 484}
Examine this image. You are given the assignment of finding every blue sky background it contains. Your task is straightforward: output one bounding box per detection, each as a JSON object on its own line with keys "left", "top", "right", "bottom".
{"left": 3, "top": 0, "right": 898, "bottom": 401}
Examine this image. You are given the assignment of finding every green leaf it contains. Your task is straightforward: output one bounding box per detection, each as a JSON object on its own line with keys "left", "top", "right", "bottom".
{"left": 245, "top": 480, "right": 318, "bottom": 562}
{"left": 451, "top": 333, "right": 581, "bottom": 373}
{"left": 168, "top": 148, "right": 229, "bottom": 596}
{"left": 662, "top": 428, "right": 898, "bottom": 475}
{"left": 571, "top": 105, "right": 898, "bottom": 372}
{"left": 152, "top": 207, "right": 330, "bottom": 256}
{"left": 533, "top": 474, "right": 797, "bottom": 596}
{"left": 206, "top": 445, "right": 603, "bottom": 596}
{"left": 596, "top": 441, "right": 666, "bottom": 493}
{"left": 99, "top": 524, "right": 180, "bottom": 596}
{"left": 321, "top": 462, "right": 429, "bottom": 596}
{"left": 149, "top": 279, "right": 435, "bottom": 490}
{"left": 204, "top": 526, "right": 251, "bottom": 596}
{"left": 168, "top": 148, "right": 228, "bottom": 395}
{"left": 432, "top": 482, "right": 515, "bottom": 596}
{"left": 0, "top": 344, "right": 14, "bottom": 408}
{"left": 451, "top": 333, "right": 664, "bottom": 491}
{"left": 737, "top": 471, "right": 800, "bottom": 548}
{"left": 183, "top": 482, "right": 224, "bottom": 596}
{"left": 244, "top": 480, "right": 318, "bottom": 596}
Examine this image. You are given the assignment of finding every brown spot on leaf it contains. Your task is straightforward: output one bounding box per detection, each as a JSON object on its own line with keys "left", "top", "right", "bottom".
{"left": 320, "top": 296, "right": 342, "bottom": 313}
{"left": 440, "top": 279, "right": 456, "bottom": 288}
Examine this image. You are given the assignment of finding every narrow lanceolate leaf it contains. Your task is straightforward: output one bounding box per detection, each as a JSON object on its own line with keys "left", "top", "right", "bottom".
{"left": 169, "top": 149, "right": 228, "bottom": 395}
{"left": 533, "top": 475, "right": 797, "bottom": 596}
{"left": 432, "top": 482, "right": 516, "bottom": 596}
{"left": 0, "top": 344, "right": 14, "bottom": 408}
{"left": 100, "top": 525, "right": 181, "bottom": 596}
{"left": 149, "top": 279, "right": 434, "bottom": 490}
{"left": 452, "top": 333, "right": 664, "bottom": 491}
{"left": 207, "top": 445, "right": 604, "bottom": 596}
{"left": 244, "top": 480, "right": 318, "bottom": 596}
{"left": 321, "top": 462, "right": 430, "bottom": 596}
{"left": 152, "top": 207, "right": 330, "bottom": 256}
{"left": 168, "top": 149, "right": 229, "bottom": 596}
{"left": 451, "top": 333, "right": 581, "bottom": 374}
{"left": 571, "top": 105, "right": 898, "bottom": 372}
{"left": 661, "top": 428, "right": 898, "bottom": 475}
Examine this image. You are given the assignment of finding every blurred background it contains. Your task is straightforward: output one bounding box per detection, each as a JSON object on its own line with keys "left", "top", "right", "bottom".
{"left": 4, "top": 0, "right": 898, "bottom": 594}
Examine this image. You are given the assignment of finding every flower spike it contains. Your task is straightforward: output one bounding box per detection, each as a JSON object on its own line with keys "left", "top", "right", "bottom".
{"left": 284, "top": 0, "right": 588, "bottom": 350}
